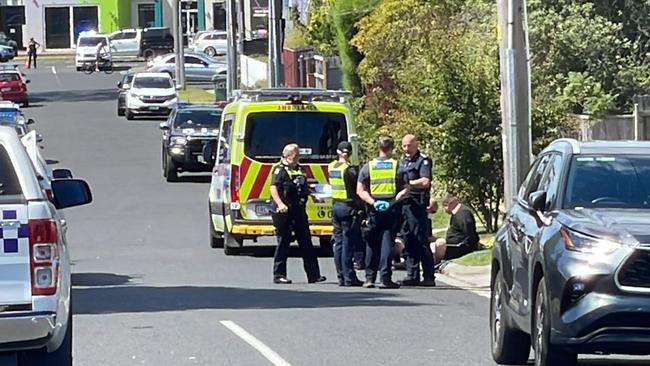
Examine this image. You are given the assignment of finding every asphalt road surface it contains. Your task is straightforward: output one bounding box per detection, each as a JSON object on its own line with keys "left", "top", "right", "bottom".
{"left": 21, "top": 60, "right": 650, "bottom": 366}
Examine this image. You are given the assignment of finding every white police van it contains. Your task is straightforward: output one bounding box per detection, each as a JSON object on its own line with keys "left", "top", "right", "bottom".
{"left": 0, "top": 125, "right": 92, "bottom": 365}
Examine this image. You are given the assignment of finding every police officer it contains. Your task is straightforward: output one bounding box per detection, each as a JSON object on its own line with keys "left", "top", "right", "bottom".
{"left": 328, "top": 141, "right": 364, "bottom": 287}
{"left": 357, "top": 136, "right": 409, "bottom": 289}
{"left": 399, "top": 134, "right": 436, "bottom": 287}
{"left": 270, "top": 143, "right": 326, "bottom": 284}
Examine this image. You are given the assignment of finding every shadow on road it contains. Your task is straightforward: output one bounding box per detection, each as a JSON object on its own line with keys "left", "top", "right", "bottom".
{"left": 73, "top": 284, "right": 426, "bottom": 314}
{"left": 512, "top": 359, "right": 650, "bottom": 366}
{"left": 72, "top": 272, "right": 135, "bottom": 287}
{"left": 175, "top": 174, "right": 211, "bottom": 184}
{"left": 230, "top": 245, "right": 333, "bottom": 258}
{"left": 31, "top": 88, "right": 117, "bottom": 103}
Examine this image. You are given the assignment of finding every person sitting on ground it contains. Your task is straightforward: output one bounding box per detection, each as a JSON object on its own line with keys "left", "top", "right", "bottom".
{"left": 431, "top": 194, "right": 479, "bottom": 264}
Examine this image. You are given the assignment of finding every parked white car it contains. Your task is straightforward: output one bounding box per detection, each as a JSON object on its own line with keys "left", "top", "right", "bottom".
{"left": 191, "top": 30, "right": 227, "bottom": 57}
{"left": 124, "top": 72, "right": 178, "bottom": 120}
{"left": 0, "top": 125, "right": 92, "bottom": 365}
{"left": 75, "top": 32, "right": 111, "bottom": 71}
{"left": 109, "top": 28, "right": 142, "bottom": 57}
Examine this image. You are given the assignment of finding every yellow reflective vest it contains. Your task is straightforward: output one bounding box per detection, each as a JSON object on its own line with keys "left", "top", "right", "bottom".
{"left": 368, "top": 158, "right": 398, "bottom": 199}
{"left": 328, "top": 161, "right": 350, "bottom": 200}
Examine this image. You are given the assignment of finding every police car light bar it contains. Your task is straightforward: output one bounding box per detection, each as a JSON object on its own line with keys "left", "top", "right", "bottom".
{"left": 233, "top": 88, "right": 352, "bottom": 103}
{"left": 0, "top": 63, "right": 20, "bottom": 71}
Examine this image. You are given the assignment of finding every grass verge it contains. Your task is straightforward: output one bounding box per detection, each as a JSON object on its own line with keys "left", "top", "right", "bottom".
{"left": 178, "top": 87, "right": 214, "bottom": 103}
{"left": 452, "top": 249, "right": 492, "bottom": 266}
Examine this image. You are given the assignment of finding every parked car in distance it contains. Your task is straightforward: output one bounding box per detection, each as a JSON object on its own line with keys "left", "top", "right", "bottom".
{"left": 116, "top": 72, "right": 135, "bottom": 116}
{"left": 491, "top": 138, "right": 650, "bottom": 366}
{"left": 0, "top": 32, "right": 18, "bottom": 51}
{"left": 146, "top": 52, "right": 226, "bottom": 82}
{"left": 124, "top": 72, "right": 178, "bottom": 120}
{"left": 139, "top": 27, "right": 174, "bottom": 60}
{"left": 191, "top": 30, "right": 227, "bottom": 57}
{"left": 109, "top": 28, "right": 141, "bottom": 57}
{"left": 0, "top": 45, "right": 15, "bottom": 62}
{"left": 0, "top": 69, "right": 29, "bottom": 106}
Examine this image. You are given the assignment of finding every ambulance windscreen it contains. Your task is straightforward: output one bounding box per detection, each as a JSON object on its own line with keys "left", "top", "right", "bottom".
{"left": 245, "top": 112, "right": 347, "bottom": 163}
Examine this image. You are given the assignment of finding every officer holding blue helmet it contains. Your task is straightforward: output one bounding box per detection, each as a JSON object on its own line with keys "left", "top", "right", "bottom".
{"left": 356, "top": 135, "right": 410, "bottom": 289}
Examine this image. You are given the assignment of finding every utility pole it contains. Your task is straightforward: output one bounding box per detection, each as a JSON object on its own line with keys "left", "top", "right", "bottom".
{"left": 172, "top": 0, "right": 186, "bottom": 89}
{"left": 226, "top": 0, "right": 238, "bottom": 97}
{"left": 497, "top": 0, "right": 532, "bottom": 209}
{"left": 267, "top": 0, "right": 283, "bottom": 87}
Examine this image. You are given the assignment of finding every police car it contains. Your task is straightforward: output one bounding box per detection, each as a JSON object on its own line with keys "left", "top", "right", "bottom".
{"left": 0, "top": 125, "right": 92, "bottom": 365}
{"left": 159, "top": 103, "right": 223, "bottom": 181}
{"left": 206, "top": 88, "right": 358, "bottom": 254}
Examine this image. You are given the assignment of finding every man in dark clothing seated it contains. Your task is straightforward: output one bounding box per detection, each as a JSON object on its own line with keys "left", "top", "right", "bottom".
{"left": 431, "top": 194, "right": 479, "bottom": 263}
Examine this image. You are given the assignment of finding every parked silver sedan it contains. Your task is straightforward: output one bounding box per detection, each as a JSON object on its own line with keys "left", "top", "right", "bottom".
{"left": 146, "top": 52, "right": 227, "bottom": 82}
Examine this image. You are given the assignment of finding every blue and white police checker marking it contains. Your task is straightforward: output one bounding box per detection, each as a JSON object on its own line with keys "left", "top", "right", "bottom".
{"left": 0, "top": 207, "right": 28, "bottom": 255}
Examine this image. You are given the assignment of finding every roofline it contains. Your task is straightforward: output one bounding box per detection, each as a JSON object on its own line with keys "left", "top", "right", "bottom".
{"left": 549, "top": 138, "right": 580, "bottom": 154}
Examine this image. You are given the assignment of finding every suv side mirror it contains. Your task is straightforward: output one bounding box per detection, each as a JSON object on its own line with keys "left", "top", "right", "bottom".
{"left": 26, "top": 118, "right": 35, "bottom": 125}
{"left": 53, "top": 168, "right": 73, "bottom": 179}
{"left": 528, "top": 191, "right": 548, "bottom": 213}
{"left": 123, "top": 84, "right": 131, "bottom": 90}
{"left": 159, "top": 122, "right": 170, "bottom": 130}
{"left": 51, "top": 179, "right": 93, "bottom": 209}
{"left": 36, "top": 133, "right": 43, "bottom": 143}
{"left": 117, "top": 81, "right": 122, "bottom": 88}
{"left": 25, "top": 79, "right": 30, "bottom": 84}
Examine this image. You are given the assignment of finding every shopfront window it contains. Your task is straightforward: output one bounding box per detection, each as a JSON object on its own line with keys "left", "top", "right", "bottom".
{"left": 138, "top": 4, "right": 155, "bottom": 28}
{"left": 45, "top": 7, "right": 70, "bottom": 49}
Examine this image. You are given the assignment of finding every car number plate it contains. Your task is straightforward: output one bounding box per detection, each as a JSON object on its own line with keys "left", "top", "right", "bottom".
{"left": 149, "top": 106, "right": 160, "bottom": 110}
{"left": 255, "top": 205, "right": 270, "bottom": 215}
{"left": 1, "top": 87, "right": 11, "bottom": 92}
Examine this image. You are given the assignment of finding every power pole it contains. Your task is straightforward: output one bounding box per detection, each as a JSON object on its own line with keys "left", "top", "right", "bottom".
{"left": 173, "top": 0, "right": 186, "bottom": 89}
{"left": 497, "top": 0, "right": 532, "bottom": 209}
{"left": 226, "top": 0, "right": 238, "bottom": 97}
{"left": 267, "top": 0, "right": 283, "bottom": 87}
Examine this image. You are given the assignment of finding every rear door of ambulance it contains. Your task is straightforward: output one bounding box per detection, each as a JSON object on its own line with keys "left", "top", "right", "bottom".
{"left": 235, "top": 102, "right": 350, "bottom": 226}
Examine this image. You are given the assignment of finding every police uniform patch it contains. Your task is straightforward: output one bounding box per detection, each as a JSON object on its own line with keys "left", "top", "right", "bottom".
{"left": 274, "top": 168, "right": 281, "bottom": 175}
{"left": 424, "top": 160, "right": 429, "bottom": 165}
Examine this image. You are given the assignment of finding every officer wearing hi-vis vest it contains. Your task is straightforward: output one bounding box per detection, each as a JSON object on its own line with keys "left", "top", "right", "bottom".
{"left": 328, "top": 141, "right": 364, "bottom": 287}
{"left": 399, "top": 134, "right": 436, "bottom": 287}
{"left": 270, "top": 143, "right": 326, "bottom": 285}
{"left": 357, "top": 135, "right": 410, "bottom": 289}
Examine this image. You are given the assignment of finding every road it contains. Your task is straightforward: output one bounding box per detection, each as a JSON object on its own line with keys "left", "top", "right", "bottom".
{"left": 22, "top": 60, "right": 650, "bottom": 366}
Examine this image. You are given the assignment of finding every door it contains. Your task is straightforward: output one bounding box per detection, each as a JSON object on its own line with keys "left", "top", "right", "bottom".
{"left": 184, "top": 55, "right": 208, "bottom": 81}
{"left": 509, "top": 154, "right": 552, "bottom": 318}
{"left": 180, "top": 0, "right": 198, "bottom": 46}
{"left": 213, "top": 3, "right": 226, "bottom": 31}
{"left": 212, "top": 113, "right": 234, "bottom": 232}
{"left": 0, "top": 144, "right": 31, "bottom": 305}
{"left": 111, "top": 31, "right": 139, "bottom": 54}
{"left": 45, "top": 7, "right": 70, "bottom": 49}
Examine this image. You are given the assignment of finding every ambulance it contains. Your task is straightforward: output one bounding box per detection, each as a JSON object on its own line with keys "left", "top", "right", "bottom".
{"left": 207, "top": 88, "right": 358, "bottom": 254}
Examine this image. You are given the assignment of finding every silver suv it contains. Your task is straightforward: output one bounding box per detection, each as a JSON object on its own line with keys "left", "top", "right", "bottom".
{"left": 0, "top": 125, "right": 92, "bottom": 365}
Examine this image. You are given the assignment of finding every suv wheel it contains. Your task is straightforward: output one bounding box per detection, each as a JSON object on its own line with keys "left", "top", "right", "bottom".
{"left": 205, "top": 46, "right": 217, "bottom": 57}
{"left": 165, "top": 154, "right": 178, "bottom": 182}
{"left": 125, "top": 108, "right": 135, "bottom": 120}
{"left": 534, "top": 279, "right": 577, "bottom": 366}
{"left": 223, "top": 224, "right": 242, "bottom": 255}
{"left": 117, "top": 102, "right": 125, "bottom": 116}
{"left": 491, "top": 268, "right": 530, "bottom": 364}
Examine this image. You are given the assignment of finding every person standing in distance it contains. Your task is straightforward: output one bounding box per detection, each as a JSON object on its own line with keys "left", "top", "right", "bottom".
{"left": 270, "top": 143, "right": 326, "bottom": 285}
{"left": 399, "top": 134, "right": 436, "bottom": 287}
{"left": 328, "top": 141, "right": 364, "bottom": 287}
{"left": 27, "top": 38, "right": 40, "bottom": 69}
{"left": 357, "top": 135, "right": 409, "bottom": 289}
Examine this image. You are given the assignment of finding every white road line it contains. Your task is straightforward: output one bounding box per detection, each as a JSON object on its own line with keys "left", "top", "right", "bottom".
{"left": 51, "top": 66, "right": 56, "bottom": 74}
{"left": 220, "top": 320, "right": 292, "bottom": 366}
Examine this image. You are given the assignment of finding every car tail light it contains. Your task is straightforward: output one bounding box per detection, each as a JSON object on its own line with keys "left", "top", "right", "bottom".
{"left": 29, "top": 219, "right": 59, "bottom": 296}
{"left": 230, "top": 164, "right": 240, "bottom": 203}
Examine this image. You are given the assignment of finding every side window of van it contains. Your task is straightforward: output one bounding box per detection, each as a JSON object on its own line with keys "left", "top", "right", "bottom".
{"left": 218, "top": 113, "right": 234, "bottom": 163}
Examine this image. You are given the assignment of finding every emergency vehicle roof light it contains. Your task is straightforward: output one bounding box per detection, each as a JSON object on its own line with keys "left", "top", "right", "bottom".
{"left": 233, "top": 88, "right": 352, "bottom": 103}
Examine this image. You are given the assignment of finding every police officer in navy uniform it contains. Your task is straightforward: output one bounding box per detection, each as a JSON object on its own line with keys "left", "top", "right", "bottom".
{"left": 357, "top": 135, "right": 410, "bottom": 289}
{"left": 399, "top": 134, "right": 436, "bottom": 286}
{"left": 328, "top": 141, "right": 364, "bottom": 287}
{"left": 270, "top": 143, "right": 326, "bottom": 284}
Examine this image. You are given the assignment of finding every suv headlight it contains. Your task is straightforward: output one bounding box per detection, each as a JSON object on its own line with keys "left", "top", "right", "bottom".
{"left": 170, "top": 136, "right": 187, "bottom": 145}
{"left": 561, "top": 227, "right": 620, "bottom": 255}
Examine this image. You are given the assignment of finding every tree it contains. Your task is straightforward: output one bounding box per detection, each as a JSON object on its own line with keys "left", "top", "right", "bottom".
{"left": 352, "top": 0, "right": 503, "bottom": 232}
